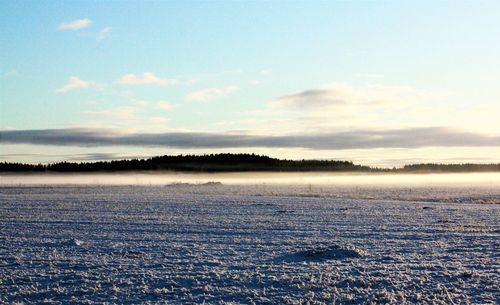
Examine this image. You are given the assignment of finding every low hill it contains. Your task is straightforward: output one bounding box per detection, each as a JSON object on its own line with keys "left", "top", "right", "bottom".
{"left": 0, "top": 153, "right": 370, "bottom": 172}
{"left": 0, "top": 153, "right": 498, "bottom": 173}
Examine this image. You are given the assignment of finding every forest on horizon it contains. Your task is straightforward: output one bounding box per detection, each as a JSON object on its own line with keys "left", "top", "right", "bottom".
{"left": 1, "top": 153, "right": 499, "bottom": 173}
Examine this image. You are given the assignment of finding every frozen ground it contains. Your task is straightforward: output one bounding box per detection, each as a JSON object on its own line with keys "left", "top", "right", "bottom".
{"left": 0, "top": 185, "right": 499, "bottom": 304}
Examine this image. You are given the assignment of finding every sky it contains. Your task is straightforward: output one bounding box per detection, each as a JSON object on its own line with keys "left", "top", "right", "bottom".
{"left": 1, "top": 0, "right": 500, "bottom": 167}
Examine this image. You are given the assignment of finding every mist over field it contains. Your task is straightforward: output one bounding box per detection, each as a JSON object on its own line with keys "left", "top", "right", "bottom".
{"left": 2, "top": 171, "right": 500, "bottom": 187}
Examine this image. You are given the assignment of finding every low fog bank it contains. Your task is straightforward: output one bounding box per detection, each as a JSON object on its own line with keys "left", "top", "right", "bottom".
{"left": 1, "top": 172, "right": 499, "bottom": 187}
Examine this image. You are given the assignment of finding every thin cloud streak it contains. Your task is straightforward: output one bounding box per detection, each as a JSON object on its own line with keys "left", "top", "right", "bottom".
{"left": 58, "top": 19, "right": 92, "bottom": 30}
{"left": 82, "top": 106, "right": 141, "bottom": 120}
{"left": 1, "top": 128, "right": 499, "bottom": 150}
{"left": 55, "top": 76, "right": 91, "bottom": 93}
{"left": 185, "top": 86, "right": 240, "bottom": 102}
{"left": 97, "top": 27, "right": 111, "bottom": 41}
{"left": 271, "top": 87, "right": 350, "bottom": 110}
{"left": 0, "top": 152, "right": 143, "bottom": 161}
{"left": 116, "top": 72, "right": 177, "bottom": 86}
{"left": 269, "top": 83, "right": 446, "bottom": 111}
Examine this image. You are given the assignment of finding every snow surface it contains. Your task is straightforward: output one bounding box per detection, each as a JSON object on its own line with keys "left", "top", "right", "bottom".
{"left": 1, "top": 185, "right": 499, "bottom": 304}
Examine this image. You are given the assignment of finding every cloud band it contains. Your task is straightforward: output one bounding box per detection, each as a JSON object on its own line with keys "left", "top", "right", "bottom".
{"left": 1, "top": 128, "right": 499, "bottom": 150}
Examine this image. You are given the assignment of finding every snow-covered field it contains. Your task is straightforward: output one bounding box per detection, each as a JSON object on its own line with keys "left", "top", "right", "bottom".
{"left": 1, "top": 184, "right": 499, "bottom": 304}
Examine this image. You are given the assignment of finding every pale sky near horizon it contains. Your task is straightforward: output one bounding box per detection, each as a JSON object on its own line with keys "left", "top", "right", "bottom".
{"left": 1, "top": 0, "right": 500, "bottom": 167}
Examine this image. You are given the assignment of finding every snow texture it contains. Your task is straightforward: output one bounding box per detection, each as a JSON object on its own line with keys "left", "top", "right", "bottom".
{"left": 1, "top": 185, "right": 499, "bottom": 304}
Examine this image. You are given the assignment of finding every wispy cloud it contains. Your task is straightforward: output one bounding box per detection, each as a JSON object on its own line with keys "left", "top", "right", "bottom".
{"left": 97, "top": 27, "right": 111, "bottom": 41}
{"left": 66, "top": 153, "right": 144, "bottom": 161}
{"left": 83, "top": 106, "right": 141, "bottom": 120}
{"left": 4, "top": 69, "right": 19, "bottom": 77}
{"left": 269, "top": 83, "right": 444, "bottom": 111}
{"left": 0, "top": 152, "right": 141, "bottom": 161}
{"left": 81, "top": 103, "right": 170, "bottom": 130}
{"left": 116, "top": 72, "right": 177, "bottom": 86}
{"left": 156, "top": 101, "right": 173, "bottom": 111}
{"left": 270, "top": 85, "right": 351, "bottom": 110}
{"left": 130, "top": 99, "right": 173, "bottom": 110}
{"left": 130, "top": 99, "right": 150, "bottom": 106}
{"left": 55, "top": 76, "right": 91, "bottom": 93}
{"left": 149, "top": 117, "right": 169, "bottom": 124}
{"left": 58, "top": 18, "right": 92, "bottom": 31}
{"left": 1, "top": 127, "right": 498, "bottom": 150}
{"left": 185, "top": 86, "right": 240, "bottom": 102}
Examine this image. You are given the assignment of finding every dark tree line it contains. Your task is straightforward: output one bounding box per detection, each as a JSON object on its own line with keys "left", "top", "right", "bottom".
{"left": 0, "top": 153, "right": 498, "bottom": 173}
{"left": 400, "top": 163, "right": 500, "bottom": 172}
{"left": 0, "top": 153, "right": 370, "bottom": 172}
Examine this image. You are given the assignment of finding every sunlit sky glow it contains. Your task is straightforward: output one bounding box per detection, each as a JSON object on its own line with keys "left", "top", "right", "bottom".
{"left": 1, "top": 1, "right": 500, "bottom": 167}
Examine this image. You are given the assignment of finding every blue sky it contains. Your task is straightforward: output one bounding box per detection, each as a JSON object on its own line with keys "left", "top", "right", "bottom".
{"left": 1, "top": 1, "right": 500, "bottom": 166}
